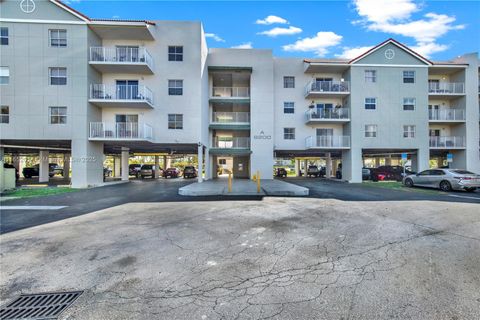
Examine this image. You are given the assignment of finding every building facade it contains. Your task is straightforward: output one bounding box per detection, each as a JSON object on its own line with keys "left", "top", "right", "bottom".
{"left": 1, "top": 0, "right": 479, "bottom": 187}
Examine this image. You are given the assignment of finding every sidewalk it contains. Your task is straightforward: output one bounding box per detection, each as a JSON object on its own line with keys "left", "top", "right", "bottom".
{"left": 178, "top": 179, "right": 308, "bottom": 196}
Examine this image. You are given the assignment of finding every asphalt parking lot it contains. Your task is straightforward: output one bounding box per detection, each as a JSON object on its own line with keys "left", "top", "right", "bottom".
{"left": 1, "top": 193, "right": 479, "bottom": 319}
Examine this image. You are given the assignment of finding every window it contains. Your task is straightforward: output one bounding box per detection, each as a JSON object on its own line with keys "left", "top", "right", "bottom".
{"left": 49, "top": 107, "right": 67, "bottom": 124}
{"left": 403, "top": 125, "right": 415, "bottom": 138}
{"left": 283, "top": 102, "right": 294, "bottom": 114}
{"left": 365, "top": 98, "right": 376, "bottom": 110}
{"left": 219, "top": 159, "right": 226, "bottom": 165}
{"left": 0, "top": 67, "right": 9, "bottom": 85}
{"left": 365, "top": 70, "right": 376, "bottom": 83}
{"left": 403, "top": 98, "right": 416, "bottom": 111}
{"left": 365, "top": 125, "right": 377, "bottom": 138}
{"left": 403, "top": 71, "right": 415, "bottom": 83}
{"left": 0, "top": 27, "right": 8, "bottom": 45}
{"left": 49, "top": 67, "right": 67, "bottom": 85}
{"left": 283, "top": 76, "right": 295, "bottom": 88}
{"left": 283, "top": 128, "right": 295, "bottom": 140}
{"left": 168, "top": 114, "right": 183, "bottom": 129}
{"left": 49, "top": 29, "right": 67, "bottom": 47}
{"left": 1, "top": 106, "right": 9, "bottom": 124}
{"left": 168, "top": 80, "right": 183, "bottom": 95}
{"left": 168, "top": 46, "right": 183, "bottom": 61}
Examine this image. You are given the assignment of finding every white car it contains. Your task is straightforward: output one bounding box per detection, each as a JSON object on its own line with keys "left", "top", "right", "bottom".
{"left": 403, "top": 169, "right": 480, "bottom": 192}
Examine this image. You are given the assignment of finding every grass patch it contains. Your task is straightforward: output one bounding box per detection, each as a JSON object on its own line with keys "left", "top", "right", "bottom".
{"left": 2, "top": 187, "right": 79, "bottom": 199}
{"left": 362, "top": 181, "right": 440, "bottom": 194}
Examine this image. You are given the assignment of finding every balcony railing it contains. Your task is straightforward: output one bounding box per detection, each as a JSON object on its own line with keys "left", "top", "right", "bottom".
{"left": 306, "top": 135, "right": 350, "bottom": 148}
{"left": 428, "top": 109, "right": 465, "bottom": 121}
{"left": 305, "top": 80, "right": 350, "bottom": 95}
{"left": 89, "top": 122, "right": 153, "bottom": 140}
{"left": 429, "top": 136, "right": 465, "bottom": 148}
{"left": 211, "top": 87, "right": 250, "bottom": 98}
{"left": 428, "top": 82, "right": 465, "bottom": 94}
{"left": 213, "top": 137, "right": 250, "bottom": 149}
{"left": 305, "top": 108, "right": 350, "bottom": 121}
{"left": 212, "top": 112, "right": 250, "bottom": 123}
{"left": 89, "top": 47, "right": 154, "bottom": 69}
{"left": 90, "top": 84, "right": 154, "bottom": 105}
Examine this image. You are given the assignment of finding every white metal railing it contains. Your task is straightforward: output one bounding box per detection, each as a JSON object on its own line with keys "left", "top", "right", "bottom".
{"left": 211, "top": 87, "right": 250, "bottom": 98}
{"left": 305, "top": 108, "right": 350, "bottom": 121}
{"left": 89, "top": 122, "right": 153, "bottom": 140}
{"left": 306, "top": 135, "right": 350, "bottom": 148}
{"left": 428, "top": 82, "right": 465, "bottom": 94}
{"left": 305, "top": 80, "right": 350, "bottom": 95}
{"left": 213, "top": 137, "right": 250, "bottom": 149}
{"left": 429, "top": 136, "right": 465, "bottom": 148}
{"left": 212, "top": 112, "right": 250, "bottom": 123}
{"left": 89, "top": 47, "right": 154, "bottom": 69}
{"left": 428, "top": 109, "right": 465, "bottom": 121}
{"left": 90, "top": 84, "right": 153, "bottom": 105}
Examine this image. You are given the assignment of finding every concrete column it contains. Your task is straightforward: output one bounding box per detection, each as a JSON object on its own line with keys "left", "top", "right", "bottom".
{"left": 342, "top": 148, "right": 362, "bottom": 183}
{"left": 375, "top": 158, "right": 380, "bottom": 167}
{"left": 154, "top": 155, "right": 160, "bottom": 178}
{"left": 0, "top": 147, "right": 4, "bottom": 171}
{"left": 294, "top": 159, "right": 299, "bottom": 177}
{"left": 121, "top": 148, "right": 129, "bottom": 181}
{"left": 197, "top": 145, "right": 204, "bottom": 183}
{"left": 411, "top": 148, "right": 430, "bottom": 173}
{"left": 63, "top": 154, "right": 70, "bottom": 178}
{"left": 113, "top": 156, "right": 120, "bottom": 177}
{"left": 163, "top": 156, "right": 167, "bottom": 170}
{"left": 304, "top": 159, "right": 308, "bottom": 175}
{"left": 205, "top": 148, "right": 211, "bottom": 180}
{"left": 385, "top": 156, "right": 392, "bottom": 166}
{"left": 325, "top": 153, "right": 332, "bottom": 178}
{"left": 39, "top": 150, "right": 49, "bottom": 183}
{"left": 12, "top": 154, "right": 20, "bottom": 171}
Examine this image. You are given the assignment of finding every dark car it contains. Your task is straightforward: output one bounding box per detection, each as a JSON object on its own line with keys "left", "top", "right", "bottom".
{"left": 371, "top": 165, "right": 414, "bottom": 182}
{"left": 336, "top": 163, "right": 342, "bottom": 179}
{"left": 139, "top": 164, "right": 156, "bottom": 178}
{"left": 103, "top": 167, "right": 112, "bottom": 178}
{"left": 307, "top": 165, "right": 322, "bottom": 178}
{"left": 129, "top": 164, "right": 142, "bottom": 177}
{"left": 275, "top": 168, "right": 288, "bottom": 178}
{"left": 362, "top": 168, "right": 371, "bottom": 180}
{"left": 22, "top": 163, "right": 62, "bottom": 179}
{"left": 163, "top": 168, "right": 180, "bottom": 179}
{"left": 183, "top": 166, "right": 197, "bottom": 179}
{"left": 4, "top": 163, "right": 19, "bottom": 180}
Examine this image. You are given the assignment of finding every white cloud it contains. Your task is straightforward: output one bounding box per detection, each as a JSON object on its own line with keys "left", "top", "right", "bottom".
{"left": 335, "top": 46, "right": 373, "bottom": 59}
{"left": 352, "top": 0, "right": 464, "bottom": 58}
{"left": 282, "top": 32, "right": 343, "bottom": 56}
{"left": 205, "top": 33, "right": 225, "bottom": 42}
{"left": 112, "top": 15, "right": 120, "bottom": 19}
{"left": 231, "top": 42, "right": 253, "bottom": 49}
{"left": 258, "top": 26, "right": 302, "bottom": 37}
{"left": 255, "top": 15, "right": 289, "bottom": 25}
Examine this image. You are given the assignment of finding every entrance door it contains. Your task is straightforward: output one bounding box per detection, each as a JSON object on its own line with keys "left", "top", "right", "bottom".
{"left": 115, "top": 114, "right": 138, "bottom": 138}
{"left": 316, "top": 78, "right": 333, "bottom": 91}
{"left": 428, "top": 79, "right": 440, "bottom": 92}
{"left": 116, "top": 80, "right": 139, "bottom": 100}
{"left": 428, "top": 104, "right": 439, "bottom": 120}
{"left": 316, "top": 128, "right": 334, "bottom": 147}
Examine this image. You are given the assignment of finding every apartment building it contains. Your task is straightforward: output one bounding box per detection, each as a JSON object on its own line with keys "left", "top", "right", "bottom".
{"left": 1, "top": 0, "right": 479, "bottom": 187}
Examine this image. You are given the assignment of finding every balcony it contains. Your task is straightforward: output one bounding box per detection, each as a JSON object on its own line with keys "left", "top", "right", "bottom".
{"left": 428, "top": 109, "right": 465, "bottom": 123}
{"left": 306, "top": 136, "right": 350, "bottom": 149}
{"left": 305, "top": 108, "right": 350, "bottom": 124}
{"left": 89, "top": 122, "right": 153, "bottom": 141}
{"left": 428, "top": 82, "right": 465, "bottom": 99}
{"left": 89, "top": 84, "right": 154, "bottom": 108}
{"left": 429, "top": 136, "right": 465, "bottom": 149}
{"left": 210, "top": 137, "right": 251, "bottom": 155}
{"left": 210, "top": 87, "right": 250, "bottom": 103}
{"left": 305, "top": 80, "right": 350, "bottom": 98}
{"left": 89, "top": 47, "right": 154, "bottom": 74}
{"left": 210, "top": 112, "right": 250, "bottom": 130}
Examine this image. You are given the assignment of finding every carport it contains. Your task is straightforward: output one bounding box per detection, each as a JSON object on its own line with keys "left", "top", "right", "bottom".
{"left": 274, "top": 150, "right": 343, "bottom": 178}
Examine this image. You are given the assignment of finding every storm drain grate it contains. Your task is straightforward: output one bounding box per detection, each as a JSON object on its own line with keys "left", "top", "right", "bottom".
{"left": 0, "top": 291, "right": 83, "bottom": 320}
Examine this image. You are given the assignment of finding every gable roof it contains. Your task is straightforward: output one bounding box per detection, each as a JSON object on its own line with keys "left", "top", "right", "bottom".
{"left": 348, "top": 38, "right": 433, "bottom": 65}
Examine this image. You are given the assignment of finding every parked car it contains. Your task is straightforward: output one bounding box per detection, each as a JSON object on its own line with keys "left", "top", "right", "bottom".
{"left": 163, "top": 167, "right": 180, "bottom": 179}
{"left": 362, "top": 168, "right": 371, "bottom": 180}
{"left": 139, "top": 164, "right": 156, "bottom": 179}
{"left": 403, "top": 169, "right": 480, "bottom": 192}
{"left": 275, "top": 168, "right": 288, "bottom": 178}
{"left": 129, "top": 164, "right": 142, "bottom": 177}
{"left": 371, "top": 165, "right": 414, "bottom": 182}
{"left": 183, "top": 166, "right": 197, "bottom": 179}
{"left": 306, "top": 165, "right": 321, "bottom": 178}
{"left": 3, "top": 163, "right": 19, "bottom": 180}
{"left": 22, "top": 163, "right": 62, "bottom": 179}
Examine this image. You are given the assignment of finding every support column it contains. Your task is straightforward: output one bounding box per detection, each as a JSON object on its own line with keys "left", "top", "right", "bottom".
{"left": 197, "top": 144, "right": 204, "bottom": 183}
{"left": 325, "top": 153, "right": 332, "bottom": 178}
{"left": 385, "top": 156, "right": 392, "bottom": 166}
{"left": 294, "top": 159, "right": 299, "bottom": 177}
{"left": 121, "top": 148, "right": 129, "bottom": 181}
{"left": 411, "top": 148, "right": 429, "bottom": 173}
{"left": 342, "top": 148, "right": 362, "bottom": 182}
{"left": 304, "top": 159, "right": 308, "bottom": 175}
{"left": 114, "top": 156, "right": 121, "bottom": 177}
{"left": 154, "top": 155, "right": 160, "bottom": 178}
{"left": 12, "top": 154, "right": 20, "bottom": 171}
{"left": 375, "top": 158, "right": 380, "bottom": 167}
{"left": 163, "top": 156, "right": 167, "bottom": 170}
{"left": 205, "top": 148, "right": 211, "bottom": 180}
{"left": 39, "top": 150, "right": 49, "bottom": 183}
{"left": 63, "top": 154, "right": 70, "bottom": 178}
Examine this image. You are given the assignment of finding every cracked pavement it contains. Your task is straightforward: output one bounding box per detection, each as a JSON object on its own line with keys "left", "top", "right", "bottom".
{"left": 1, "top": 197, "right": 479, "bottom": 319}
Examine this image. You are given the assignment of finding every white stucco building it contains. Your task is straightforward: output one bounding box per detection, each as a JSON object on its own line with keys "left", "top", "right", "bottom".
{"left": 1, "top": 0, "right": 479, "bottom": 187}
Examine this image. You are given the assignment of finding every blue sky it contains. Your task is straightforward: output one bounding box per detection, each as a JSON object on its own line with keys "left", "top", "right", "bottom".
{"left": 69, "top": 0, "right": 479, "bottom": 60}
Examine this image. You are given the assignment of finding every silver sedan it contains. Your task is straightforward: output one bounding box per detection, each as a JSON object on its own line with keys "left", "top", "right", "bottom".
{"left": 403, "top": 169, "right": 480, "bottom": 192}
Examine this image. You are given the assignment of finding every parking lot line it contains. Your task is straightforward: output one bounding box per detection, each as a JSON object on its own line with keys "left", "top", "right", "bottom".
{"left": 0, "top": 206, "right": 68, "bottom": 210}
